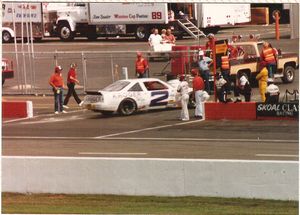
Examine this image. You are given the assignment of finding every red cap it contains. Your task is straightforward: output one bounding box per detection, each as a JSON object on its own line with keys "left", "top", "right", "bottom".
{"left": 55, "top": 66, "right": 62, "bottom": 72}
{"left": 191, "top": 68, "right": 198, "bottom": 76}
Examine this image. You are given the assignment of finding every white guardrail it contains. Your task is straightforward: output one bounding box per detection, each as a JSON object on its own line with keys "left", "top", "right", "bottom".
{"left": 2, "top": 157, "right": 298, "bottom": 200}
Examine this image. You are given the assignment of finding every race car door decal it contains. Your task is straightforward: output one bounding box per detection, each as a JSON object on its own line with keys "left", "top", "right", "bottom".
{"left": 150, "top": 91, "right": 169, "bottom": 107}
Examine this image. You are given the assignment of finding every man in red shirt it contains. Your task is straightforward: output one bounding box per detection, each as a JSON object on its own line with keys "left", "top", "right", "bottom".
{"left": 192, "top": 68, "right": 208, "bottom": 119}
{"left": 164, "top": 29, "right": 176, "bottom": 44}
{"left": 205, "top": 33, "right": 215, "bottom": 50}
{"left": 63, "top": 63, "right": 83, "bottom": 109}
{"left": 135, "top": 52, "right": 149, "bottom": 78}
{"left": 49, "top": 65, "right": 66, "bottom": 114}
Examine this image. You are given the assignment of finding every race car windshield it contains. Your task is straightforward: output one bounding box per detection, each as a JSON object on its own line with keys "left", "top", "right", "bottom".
{"left": 103, "top": 81, "right": 130, "bottom": 91}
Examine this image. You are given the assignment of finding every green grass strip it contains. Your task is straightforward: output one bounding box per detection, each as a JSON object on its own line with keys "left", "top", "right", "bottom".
{"left": 2, "top": 192, "right": 298, "bottom": 214}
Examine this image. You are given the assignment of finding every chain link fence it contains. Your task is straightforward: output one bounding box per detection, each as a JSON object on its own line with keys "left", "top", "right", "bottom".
{"left": 2, "top": 49, "right": 201, "bottom": 95}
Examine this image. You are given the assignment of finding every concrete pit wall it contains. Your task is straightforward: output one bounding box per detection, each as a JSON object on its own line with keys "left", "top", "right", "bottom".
{"left": 2, "top": 157, "right": 298, "bottom": 200}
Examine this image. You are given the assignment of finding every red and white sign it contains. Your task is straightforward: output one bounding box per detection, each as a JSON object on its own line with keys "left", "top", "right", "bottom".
{"left": 88, "top": 3, "right": 168, "bottom": 24}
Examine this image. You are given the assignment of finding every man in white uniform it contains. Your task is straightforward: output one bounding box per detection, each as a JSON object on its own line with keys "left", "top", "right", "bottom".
{"left": 265, "top": 78, "right": 280, "bottom": 103}
{"left": 148, "top": 28, "right": 162, "bottom": 50}
{"left": 177, "top": 75, "right": 190, "bottom": 121}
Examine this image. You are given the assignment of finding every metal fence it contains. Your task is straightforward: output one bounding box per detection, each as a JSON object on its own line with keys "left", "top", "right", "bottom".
{"left": 2, "top": 49, "right": 200, "bottom": 95}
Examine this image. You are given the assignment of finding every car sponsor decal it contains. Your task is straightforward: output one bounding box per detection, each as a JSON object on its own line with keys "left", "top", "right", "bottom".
{"left": 150, "top": 91, "right": 169, "bottom": 107}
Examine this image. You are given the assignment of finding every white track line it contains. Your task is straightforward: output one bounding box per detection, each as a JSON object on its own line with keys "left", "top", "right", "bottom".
{"left": 95, "top": 119, "right": 205, "bottom": 139}
{"left": 79, "top": 152, "right": 147, "bottom": 155}
{"left": 2, "top": 136, "right": 298, "bottom": 143}
{"left": 256, "top": 154, "right": 299, "bottom": 158}
{"left": 95, "top": 137, "right": 299, "bottom": 143}
{"left": 2, "top": 109, "right": 85, "bottom": 124}
{"left": 2, "top": 156, "right": 298, "bottom": 163}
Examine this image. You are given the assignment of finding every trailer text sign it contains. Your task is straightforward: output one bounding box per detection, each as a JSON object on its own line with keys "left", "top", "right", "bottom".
{"left": 2, "top": 3, "right": 42, "bottom": 22}
{"left": 88, "top": 3, "right": 167, "bottom": 24}
{"left": 256, "top": 102, "right": 299, "bottom": 118}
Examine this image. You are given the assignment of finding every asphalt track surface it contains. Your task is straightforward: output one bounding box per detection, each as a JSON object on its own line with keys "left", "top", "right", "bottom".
{"left": 2, "top": 25, "right": 299, "bottom": 161}
{"left": 2, "top": 96, "right": 299, "bottom": 161}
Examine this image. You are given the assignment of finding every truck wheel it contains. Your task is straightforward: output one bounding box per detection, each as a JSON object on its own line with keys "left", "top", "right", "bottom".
{"left": 59, "top": 24, "right": 74, "bottom": 41}
{"left": 2, "top": 31, "right": 12, "bottom": 43}
{"left": 118, "top": 99, "right": 137, "bottom": 116}
{"left": 135, "top": 26, "right": 148, "bottom": 41}
{"left": 282, "top": 65, "right": 295, "bottom": 83}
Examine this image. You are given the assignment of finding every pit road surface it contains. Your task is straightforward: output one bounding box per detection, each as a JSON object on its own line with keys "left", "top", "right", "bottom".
{"left": 3, "top": 96, "right": 298, "bottom": 161}
{"left": 2, "top": 24, "right": 299, "bottom": 161}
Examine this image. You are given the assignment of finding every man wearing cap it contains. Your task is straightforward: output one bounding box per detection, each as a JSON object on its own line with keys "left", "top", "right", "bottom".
{"left": 205, "top": 33, "right": 214, "bottom": 50}
{"left": 265, "top": 78, "right": 280, "bottom": 103}
{"left": 177, "top": 75, "right": 190, "bottom": 121}
{"left": 234, "top": 72, "right": 251, "bottom": 102}
{"left": 135, "top": 52, "right": 149, "bottom": 78}
{"left": 198, "top": 50, "right": 213, "bottom": 94}
{"left": 49, "top": 66, "right": 66, "bottom": 114}
{"left": 192, "top": 68, "right": 207, "bottom": 119}
{"left": 63, "top": 63, "right": 83, "bottom": 109}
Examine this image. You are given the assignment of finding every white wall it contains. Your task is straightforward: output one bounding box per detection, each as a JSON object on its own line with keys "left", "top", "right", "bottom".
{"left": 2, "top": 157, "right": 298, "bottom": 200}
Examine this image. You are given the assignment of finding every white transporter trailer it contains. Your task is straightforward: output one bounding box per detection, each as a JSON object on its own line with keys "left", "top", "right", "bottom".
{"left": 53, "top": 3, "right": 251, "bottom": 41}
{"left": 55, "top": 3, "right": 169, "bottom": 41}
{"left": 2, "top": 2, "right": 44, "bottom": 43}
{"left": 197, "top": 3, "right": 251, "bottom": 34}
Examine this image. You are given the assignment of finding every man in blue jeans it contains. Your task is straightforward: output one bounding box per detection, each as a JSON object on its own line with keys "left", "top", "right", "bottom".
{"left": 198, "top": 50, "right": 213, "bottom": 94}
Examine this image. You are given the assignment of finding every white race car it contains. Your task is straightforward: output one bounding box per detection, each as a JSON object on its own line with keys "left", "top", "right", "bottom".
{"left": 83, "top": 78, "right": 193, "bottom": 116}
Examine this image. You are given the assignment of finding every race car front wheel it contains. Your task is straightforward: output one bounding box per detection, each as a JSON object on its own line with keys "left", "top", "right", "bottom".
{"left": 118, "top": 99, "right": 137, "bottom": 116}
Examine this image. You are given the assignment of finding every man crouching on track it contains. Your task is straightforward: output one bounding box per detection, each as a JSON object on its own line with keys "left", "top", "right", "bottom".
{"left": 177, "top": 75, "right": 190, "bottom": 121}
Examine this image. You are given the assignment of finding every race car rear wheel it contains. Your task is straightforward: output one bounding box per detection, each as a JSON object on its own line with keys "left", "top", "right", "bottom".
{"left": 118, "top": 99, "right": 137, "bottom": 116}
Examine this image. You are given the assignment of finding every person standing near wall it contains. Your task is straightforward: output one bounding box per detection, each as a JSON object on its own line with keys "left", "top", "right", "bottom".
{"left": 221, "top": 53, "right": 231, "bottom": 93}
{"left": 135, "top": 52, "right": 149, "bottom": 78}
{"left": 49, "top": 66, "right": 66, "bottom": 114}
{"left": 198, "top": 50, "right": 213, "bottom": 94}
{"left": 63, "top": 63, "right": 83, "bottom": 109}
{"left": 192, "top": 68, "right": 208, "bottom": 119}
{"left": 177, "top": 75, "right": 190, "bottom": 121}
{"left": 256, "top": 62, "right": 269, "bottom": 102}
{"left": 260, "top": 42, "right": 277, "bottom": 78}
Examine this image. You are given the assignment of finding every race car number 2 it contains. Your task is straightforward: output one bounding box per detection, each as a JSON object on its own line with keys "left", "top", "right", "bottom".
{"left": 150, "top": 91, "right": 169, "bottom": 107}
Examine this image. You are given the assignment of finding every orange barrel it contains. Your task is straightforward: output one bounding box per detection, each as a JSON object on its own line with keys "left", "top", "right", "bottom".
{"left": 171, "top": 45, "right": 189, "bottom": 75}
